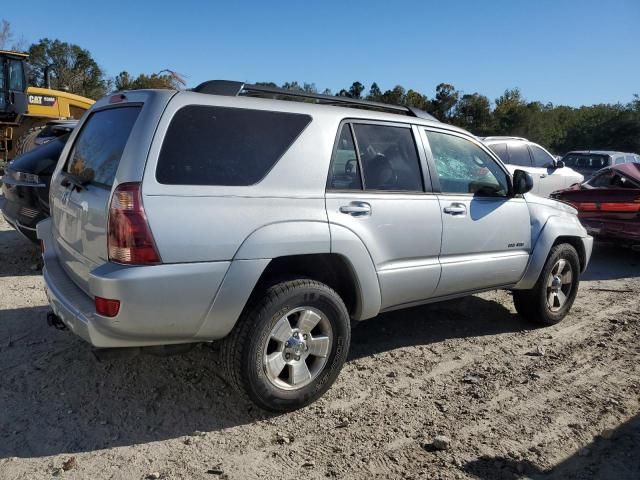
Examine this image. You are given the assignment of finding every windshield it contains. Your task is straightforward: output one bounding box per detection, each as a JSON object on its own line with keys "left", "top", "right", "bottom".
{"left": 562, "top": 153, "right": 609, "bottom": 170}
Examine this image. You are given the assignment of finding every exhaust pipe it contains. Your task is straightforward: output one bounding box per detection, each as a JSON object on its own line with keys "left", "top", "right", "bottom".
{"left": 46, "top": 311, "right": 67, "bottom": 330}
{"left": 43, "top": 64, "right": 54, "bottom": 89}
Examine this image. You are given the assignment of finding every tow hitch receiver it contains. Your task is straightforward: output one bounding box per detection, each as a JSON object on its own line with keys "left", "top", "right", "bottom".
{"left": 46, "top": 311, "right": 67, "bottom": 330}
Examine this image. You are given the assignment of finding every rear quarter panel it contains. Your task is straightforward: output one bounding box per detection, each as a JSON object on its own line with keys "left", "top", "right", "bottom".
{"left": 141, "top": 92, "right": 341, "bottom": 263}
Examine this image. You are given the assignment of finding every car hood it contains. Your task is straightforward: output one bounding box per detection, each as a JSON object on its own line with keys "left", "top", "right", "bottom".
{"left": 524, "top": 192, "right": 578, "bottom": 216}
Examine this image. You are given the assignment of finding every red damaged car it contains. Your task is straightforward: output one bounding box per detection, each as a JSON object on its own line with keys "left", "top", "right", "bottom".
{"left": 551, "top": 163, "right": 640, "bottom": 245}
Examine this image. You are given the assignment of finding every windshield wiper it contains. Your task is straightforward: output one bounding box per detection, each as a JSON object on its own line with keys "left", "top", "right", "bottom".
{"left": 61, "top": 172, "right": 88, "bottom": 191}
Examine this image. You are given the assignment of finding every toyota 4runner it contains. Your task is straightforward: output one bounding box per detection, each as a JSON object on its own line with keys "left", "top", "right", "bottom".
{"left": 37, "top": 81, "right": 593, "bottom": 411}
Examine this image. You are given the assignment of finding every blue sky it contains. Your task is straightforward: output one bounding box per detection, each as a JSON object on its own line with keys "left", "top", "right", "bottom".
{"left": 7, "top": 0, "right": 639, "bottom": 107}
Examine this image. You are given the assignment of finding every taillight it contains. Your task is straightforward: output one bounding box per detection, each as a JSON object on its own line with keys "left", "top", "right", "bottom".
{"left": 39, "top": 240, "right": 45, "bottom": 255}
{"left": 95, "top": 296, "right": 120, "bottom": 317}
{"left": 571, "top": 198, "right": 640, "bottom": 213}
{"left": 108, "top": 182, "right": 161, "bottom": 264}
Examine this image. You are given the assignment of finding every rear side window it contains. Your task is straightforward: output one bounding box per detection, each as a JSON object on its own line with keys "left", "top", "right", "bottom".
{"left": 487, "top": 143, "right": 508, "bottom": 163}
{"left": 157, "top": 106, "right": 311, "bottom": 186}
{"left": 328, "top": 125, "right": 362, "bottom": 190}
{"left": 353, "top": 124, "right": 423, "bottom": 192}
{"left": 507, "top": 143, "right": 532, "bottom": 167}
{"left": 615, "top": 156, "right": 626, "bottom": 165}
{"left": 66, "top": 106, "right": 141, "bottom": 187}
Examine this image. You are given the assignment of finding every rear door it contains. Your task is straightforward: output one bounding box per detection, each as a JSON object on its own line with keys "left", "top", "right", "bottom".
{"left": 423, "top": 129, "right": 531, "bottom": 297}
{"left": 325, "top": 121, "right": 443, "bottom": 309}
{"left": 49, "top": 104, "right": 143, "bottom": 293}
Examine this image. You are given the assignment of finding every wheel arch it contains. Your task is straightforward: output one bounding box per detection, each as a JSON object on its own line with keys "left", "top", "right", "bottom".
{"left": 514, "top": 215, "right": 591, "bottom": 290}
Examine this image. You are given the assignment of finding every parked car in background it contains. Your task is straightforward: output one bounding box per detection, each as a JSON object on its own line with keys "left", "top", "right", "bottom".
{"left": 37, "top": 82, "right": 592, "bottom": 412}
{"left": 551, "top": 163, "right": 640, "bottom": 246}
{"left": 560, "top": 150, "right": 640, "bottom": 180}
{"left": 0, "top": 121, "right": 76, "bottom": 241}
{"left": 482, "top": 137, "right": 583, "bottom": 197}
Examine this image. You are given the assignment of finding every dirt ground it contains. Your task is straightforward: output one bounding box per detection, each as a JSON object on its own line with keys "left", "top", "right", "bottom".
{"left": 0, "top": 214, "right": 639, "bottom": 480}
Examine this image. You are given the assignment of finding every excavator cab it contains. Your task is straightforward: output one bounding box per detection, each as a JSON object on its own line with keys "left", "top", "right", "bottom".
{"left": 0, "top": 50, "right": 29, "bottom": 122}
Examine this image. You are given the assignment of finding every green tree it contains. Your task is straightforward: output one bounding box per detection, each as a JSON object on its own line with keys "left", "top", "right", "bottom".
{"left": 381, "top": 85, "right": 406, "bottom": 105}
{"left": 348, "top": 81, "right": 365, "bottom": 99}
{"left": 431, "top": 83, "right": 459, "bottom": 121}
{"left": 453, "top": 93, "right": 493, "bottom": 135}
{"left": 27, "top": 38, "right": 109, "bottom": 99}
{"left": 367, "top": 82, "right": 382, "bottom": 101}
{"left": 114, "top": 70, "right": 186, "bottom": 91}
{"left": 405, "top": 89, "right": 430, "bottom": 111}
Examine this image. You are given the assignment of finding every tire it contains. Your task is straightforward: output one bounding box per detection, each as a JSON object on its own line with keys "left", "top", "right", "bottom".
{"left": 513, "top": 243, "right": 580, "bottom": 325}
{"left": 220, "top": 279, "right": 351, "bottom": 412}
{"left": 15, "top": 125, "right": 46, "bottom": 157}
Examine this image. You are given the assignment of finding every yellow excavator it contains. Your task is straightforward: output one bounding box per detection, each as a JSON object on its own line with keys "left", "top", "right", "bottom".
{"left": 1, "top": 49, "right": 94, "bottom": 164}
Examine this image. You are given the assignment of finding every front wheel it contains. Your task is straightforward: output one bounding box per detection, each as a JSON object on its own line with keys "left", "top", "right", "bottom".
{"left": 513, "top": 243, "right": 581, "bottom": 325}
{"left": 220, "top": 279, "right": 351, "bottom": 412}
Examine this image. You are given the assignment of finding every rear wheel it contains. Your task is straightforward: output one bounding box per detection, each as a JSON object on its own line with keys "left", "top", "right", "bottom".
{"left": 513, "top": 243, "right": 580, "bottom": 325}
{"left": 220, "top": 279, "right": 351, "bottom": 412}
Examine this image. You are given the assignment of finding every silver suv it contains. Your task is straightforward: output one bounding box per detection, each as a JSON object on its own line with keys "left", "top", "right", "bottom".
{"left": 38, "top": 82, "right": 593, "bottom": 411}
{"left": 482, "top": 137, "right": 584, "bottom": 196}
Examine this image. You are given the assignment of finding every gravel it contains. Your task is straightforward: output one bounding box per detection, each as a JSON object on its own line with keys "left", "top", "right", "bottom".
{"left": 1, "top": 214, "right": 639, "bottom": 479}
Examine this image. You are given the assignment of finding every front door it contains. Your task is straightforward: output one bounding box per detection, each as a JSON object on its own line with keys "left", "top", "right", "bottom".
{"left": 422, "top": 128, "right": 531, "bottom": 297}
{"left": 325, "top": 121, "right": 442, "bottom": 310}
{"left": 528, "top": 143, "right": 566, "bottom": 195}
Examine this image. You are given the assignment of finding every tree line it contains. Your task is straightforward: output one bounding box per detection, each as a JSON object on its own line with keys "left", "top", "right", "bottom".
{"left": 2, "top": 19, "right": 638, "bottom": 154}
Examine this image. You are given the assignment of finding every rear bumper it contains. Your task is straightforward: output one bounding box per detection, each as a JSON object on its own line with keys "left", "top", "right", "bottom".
{"left": 582, "top": 218, "right": 640, "bottom": 244}
{"left": 37, "top": 219, "right": 267, "bottom": 348}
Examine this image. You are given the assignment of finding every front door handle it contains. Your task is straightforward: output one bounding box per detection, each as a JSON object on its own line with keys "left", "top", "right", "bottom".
{"left": 340, "top": 202, "right": 371, "bottom": 216}
{"left": 443, "top": 203, "right": 467, "bottom": 215}
{"left": 539, "top": 174, "right": 547, "bottom": 178}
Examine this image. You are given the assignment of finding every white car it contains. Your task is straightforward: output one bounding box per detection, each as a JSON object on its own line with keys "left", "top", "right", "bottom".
{"left": 482, "top": 137, "right": 583, "bottom": 197}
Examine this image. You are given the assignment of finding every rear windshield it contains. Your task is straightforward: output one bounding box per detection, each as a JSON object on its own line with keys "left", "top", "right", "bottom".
{"left": 562, "top": 153, "right": 609, "bottom": 170}
{"left": 66, "top": 106, "right": 141, "bottom": 187}
{"left": 156, "top": 105, "right": 311, "bottom": 186}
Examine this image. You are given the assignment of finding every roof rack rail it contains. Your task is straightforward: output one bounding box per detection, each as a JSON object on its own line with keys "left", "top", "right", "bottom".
{"left": 192, "top": 80, "right": 438, "bottom": 122}
{"left": 481, "top": 136, "right": 528, "bottom": 142}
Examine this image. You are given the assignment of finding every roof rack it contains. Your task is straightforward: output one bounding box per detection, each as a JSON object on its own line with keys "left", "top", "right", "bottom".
{"left": 192, "top": 80, "right": 438, "bottom": 121}
{"left": 481, "top": 136, "right": 528, "bottom": 142}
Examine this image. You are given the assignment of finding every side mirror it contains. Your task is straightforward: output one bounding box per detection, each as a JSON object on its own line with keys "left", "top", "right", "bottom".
{"left": 555, "top": 160, "right": 565, "bottom": 168}
{"left": 512, "top": 169, "right": 534, "bottom": 195}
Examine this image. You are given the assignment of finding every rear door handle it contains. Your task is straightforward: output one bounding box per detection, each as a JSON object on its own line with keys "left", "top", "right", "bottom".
{"left": 339, "top": 202, "right": 371, "bottom": 216}
{"left": 539, "top": 174, "right": 547, "bottom": 178}
{"left": 443, "top": 203, "right": 467, "bottom": 215}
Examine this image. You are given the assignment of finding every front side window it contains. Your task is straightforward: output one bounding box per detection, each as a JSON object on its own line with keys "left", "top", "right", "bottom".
{"left": 8, "top": 59, "right": 24, "bottom": 91}
{"left": 352, "top": 124, "right": 423, "bottom": 192}
{"left": 530, "top": 144, "right": 555, "bottom": 168}
{"left": 507, "top": 143, "right": 532, "bottom": 167}
{"left": 328, "top": 124, "right": 362, "bottom": 190}
{"left": 66, "top": 106, "right": 141, "bottom": 186}
{"left": 615, "top": 156, "right": 626, "bottom": 165}
{"left": 157, "top": 106, "right": 311, "bottom": 186}
{"left": 426, "top": 130, "right": 509, "bottom": 196}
